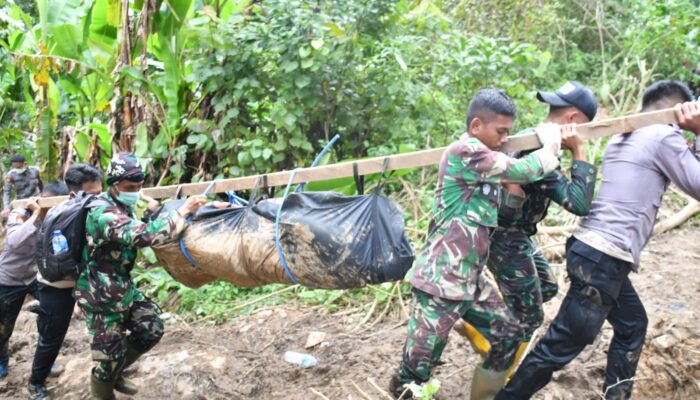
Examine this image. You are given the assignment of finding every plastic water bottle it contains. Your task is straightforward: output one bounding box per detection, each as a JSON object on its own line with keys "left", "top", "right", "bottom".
{"left": 283, "top": 351, "right": 319, "bottom": 368}
{"left": 51, "top": 230, "right": 69, "bottom": 255}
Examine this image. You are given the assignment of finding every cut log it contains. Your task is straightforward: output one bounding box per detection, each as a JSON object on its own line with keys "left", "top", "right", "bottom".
{"left": 653, "top": 199, "right": 700, "bottom": 236}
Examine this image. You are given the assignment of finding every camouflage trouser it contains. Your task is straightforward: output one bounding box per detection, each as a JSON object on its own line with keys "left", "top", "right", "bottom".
{"left": 487, "top": 230, "right": 559, "bottom": 339}
{"left": 82, "top": 296, "right": 164, "bottom": 381}
{"left": 398, "top": 288, "right": 521, "bottom": 384}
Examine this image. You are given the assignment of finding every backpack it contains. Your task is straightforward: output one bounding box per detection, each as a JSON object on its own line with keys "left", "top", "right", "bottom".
{"left": 36, "top": 192, "right": 110, "bottom": 282}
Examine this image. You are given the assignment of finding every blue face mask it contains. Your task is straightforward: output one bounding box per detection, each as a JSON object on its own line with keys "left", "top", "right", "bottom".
{"left": 116, "top": 190, "right": 140, "bottom": 206}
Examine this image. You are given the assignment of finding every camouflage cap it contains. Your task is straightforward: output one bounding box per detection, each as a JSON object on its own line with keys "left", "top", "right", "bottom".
{"left": 106, "top": 152, "right": 145, "bottom": 185}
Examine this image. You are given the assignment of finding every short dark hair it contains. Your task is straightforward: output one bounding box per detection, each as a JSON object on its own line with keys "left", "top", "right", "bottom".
{"left": 11, "top": 154, "right": 26, "bottom": 163}
{"left": 466, "top": 89, "right": 516, "bottom": 129}
{"left": 642, "top": 80, "right": 693, "bottom": 109}
{"left": 64, "top": 164, "right": 103, "bottom": 193}
{"left": 42, "top": 181, "right": 69, "bottom": 197}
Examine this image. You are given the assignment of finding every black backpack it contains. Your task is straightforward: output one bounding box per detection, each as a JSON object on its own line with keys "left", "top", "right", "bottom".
{"left": 36, "top": 192, "right": 109, "bottom": 282}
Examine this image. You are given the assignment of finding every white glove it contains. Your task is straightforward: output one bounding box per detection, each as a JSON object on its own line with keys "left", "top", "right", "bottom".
{"left": 535, "top": 123, "right": 562, "bottom": 153}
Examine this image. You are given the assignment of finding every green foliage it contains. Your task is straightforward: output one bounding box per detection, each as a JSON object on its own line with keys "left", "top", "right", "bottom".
{"left": 132, "top": 265, "right": 293, "bottom": 320}
{"left": 1, "top": 0, "right": 699, "bottom": 319}
{"left": 3, "top": 0, "right": 698, "bottom": 181}
{"left": 406, "top": 378, "right": 441, "bottom": 399}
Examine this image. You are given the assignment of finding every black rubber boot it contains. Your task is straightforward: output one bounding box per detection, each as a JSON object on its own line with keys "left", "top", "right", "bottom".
{"left": 114, "top": 344, "right": 143, "bottom": 395}
{"left": 389, "top": 373, "right": 413, "bottom": 399}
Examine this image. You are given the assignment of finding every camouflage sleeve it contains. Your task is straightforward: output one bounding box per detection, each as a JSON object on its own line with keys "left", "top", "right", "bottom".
{"left": 467, "top": 146, "right": 560, "bottom": 185}
{"left": 540, "top": 160, "right": 598, "bottom": 216}
{"left": 94, "top": 207, "right": 187, "bottom": 248}
{"left": 3, "top": 174, "right": 12, "bottom": 209}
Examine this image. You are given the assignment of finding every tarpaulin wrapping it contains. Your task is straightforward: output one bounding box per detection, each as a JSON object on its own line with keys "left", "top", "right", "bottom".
{"left": 152, "top": 192, "right": 414, "bottom": 289}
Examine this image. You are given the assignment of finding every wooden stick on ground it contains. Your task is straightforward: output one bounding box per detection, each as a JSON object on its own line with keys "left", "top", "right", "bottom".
{"left": 351, "top": 380, "right": 374, "bottom": 400}
{"left": 310, "top": 388, "right": 331, "bottom": 400}
{"left": 367, "top": 377, "right": 395, "bottom": 400}
{"left": 14, "top": 105, "right": 688, "bottom": 210}
{"left": 653, "top": 199, "right": 700, "bottom": 235}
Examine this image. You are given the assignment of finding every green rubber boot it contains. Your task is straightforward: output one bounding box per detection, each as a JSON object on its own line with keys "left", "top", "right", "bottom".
{"left": 470, "top": 365, "right": 509, "bottom": 400}
{"left": 90, "top": 375, "right": 116, "bottom": 400}
{"left": 114, "top": 344, "right": 143, "bottom": 395}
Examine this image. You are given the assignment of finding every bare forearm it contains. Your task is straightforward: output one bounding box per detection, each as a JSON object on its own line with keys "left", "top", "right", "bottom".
{"left": 570, "top": 145, "right": 587, "bottom": 163}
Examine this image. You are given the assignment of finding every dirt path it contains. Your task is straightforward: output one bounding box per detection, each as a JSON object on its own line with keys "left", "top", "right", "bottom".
{"left": 0, "top": 228, "right": 698, "bottom": 399}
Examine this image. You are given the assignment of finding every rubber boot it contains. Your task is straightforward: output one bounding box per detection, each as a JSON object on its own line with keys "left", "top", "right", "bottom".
{"left": 114, "top": 345, "right": 142, "bottom": 395}
{"left": 90, "top": 375, "right": 116, "bottom": 400}
{"left": 470, "top": 365, "right": 509, "bottom": 400}
{"left": 389, "top": 374, "right": 412, "bottom": 399}
{"left": 506, "top": 342, "right": 529, "bottom": 381}
{"left": 114, "top": 376, "right": 138, "bottom": 396}
{"left": 454, "top": 320, "right": 491, "bottom": 357}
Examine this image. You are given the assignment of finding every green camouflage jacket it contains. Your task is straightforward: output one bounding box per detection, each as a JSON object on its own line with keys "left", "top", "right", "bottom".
{"left": 75, "top": 192, "right": 187, "bottom": 313}
{"left": 497, "top": 159, "right": 597, "bottom": 236}
{"left": 408, "top": 135, "right": 560, "bottom": 301}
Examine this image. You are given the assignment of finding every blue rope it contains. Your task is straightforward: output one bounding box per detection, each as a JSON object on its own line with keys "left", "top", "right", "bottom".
{"left": 275, "top": 168, "right": 301, "bottom": 284}
{"left": 179, "top": 215, "right": 198, "bottom": 268}
{"left": 296, "top": 134, "right": 341, "bottom": 192}
{"left": 181, "top": 135, "right": 342, "bottom": 274}
{"left": 225, "top": 191, "right": 249, "bottom": 206}
{"left": 277, "top": 134, "right": 341, "bottom": 283}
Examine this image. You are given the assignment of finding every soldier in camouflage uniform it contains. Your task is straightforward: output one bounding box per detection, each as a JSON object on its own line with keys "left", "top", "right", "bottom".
{"left": 2, "top": 154, "right": 43, "bottom": 220}
{"left": 389, "top": 89, "right": 564, "bottom": 400}
{"left": 457, "top": 82, "right": 598, "bottom": 368}
{"left": 75, "top": 152, "right": 206, "bottom": 399}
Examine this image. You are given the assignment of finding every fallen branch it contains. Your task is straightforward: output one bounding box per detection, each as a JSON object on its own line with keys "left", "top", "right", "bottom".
{"left": 353, "top": 298, "right": 379, "bottom": 331}
{"left": 367, "top": 377, "right": 395, "bottom": 400}
{"left": 351, "top": 380, "right": 374, "bottom": 400}
{"left": 361, "top": 283, "right": 399, "bottom": 332}
{"left": 653, "top": 199, "right": 700, "bottom": 236}
{"left": 598, "top": 377, "right": 647, "bottom": 400}
{"left": 443, "top": 365, "right": 471, "bottom": 380}
{"left": 310, "top": 388, "right": 330, "bottom": 400}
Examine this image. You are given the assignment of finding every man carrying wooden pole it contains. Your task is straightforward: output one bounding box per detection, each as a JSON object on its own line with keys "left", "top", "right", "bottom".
{"left": 496, "top": 81, "right": 700, "bottom": 400}
{"left": 388, "top": 89, "right": 565, "bottom": 399}
{"left": 456, "top": 81, "right": 599, "bottom": 378}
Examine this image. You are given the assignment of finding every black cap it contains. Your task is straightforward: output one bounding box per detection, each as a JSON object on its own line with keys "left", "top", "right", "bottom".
{"left": 10, "top": 154, "right": 26, "bottom": 163}
{"left": 537, "top": 81, "right": 598, "bottom": 121}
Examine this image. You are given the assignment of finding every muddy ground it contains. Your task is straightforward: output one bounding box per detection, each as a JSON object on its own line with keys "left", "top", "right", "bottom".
{"left": 0, "top": 228, "right": 698, "bottom": 399}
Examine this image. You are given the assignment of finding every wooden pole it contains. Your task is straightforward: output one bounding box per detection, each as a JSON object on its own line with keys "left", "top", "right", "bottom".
{"left": 12, "top": 105, "right": 685, "bottom": 210}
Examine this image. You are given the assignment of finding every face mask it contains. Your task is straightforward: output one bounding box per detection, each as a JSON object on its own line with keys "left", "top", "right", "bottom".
{"left": 116, "top": 189, "right": 140, "bottom": 206}
{"left": 11, "top": 168, "right": 27, "bottom": 174}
